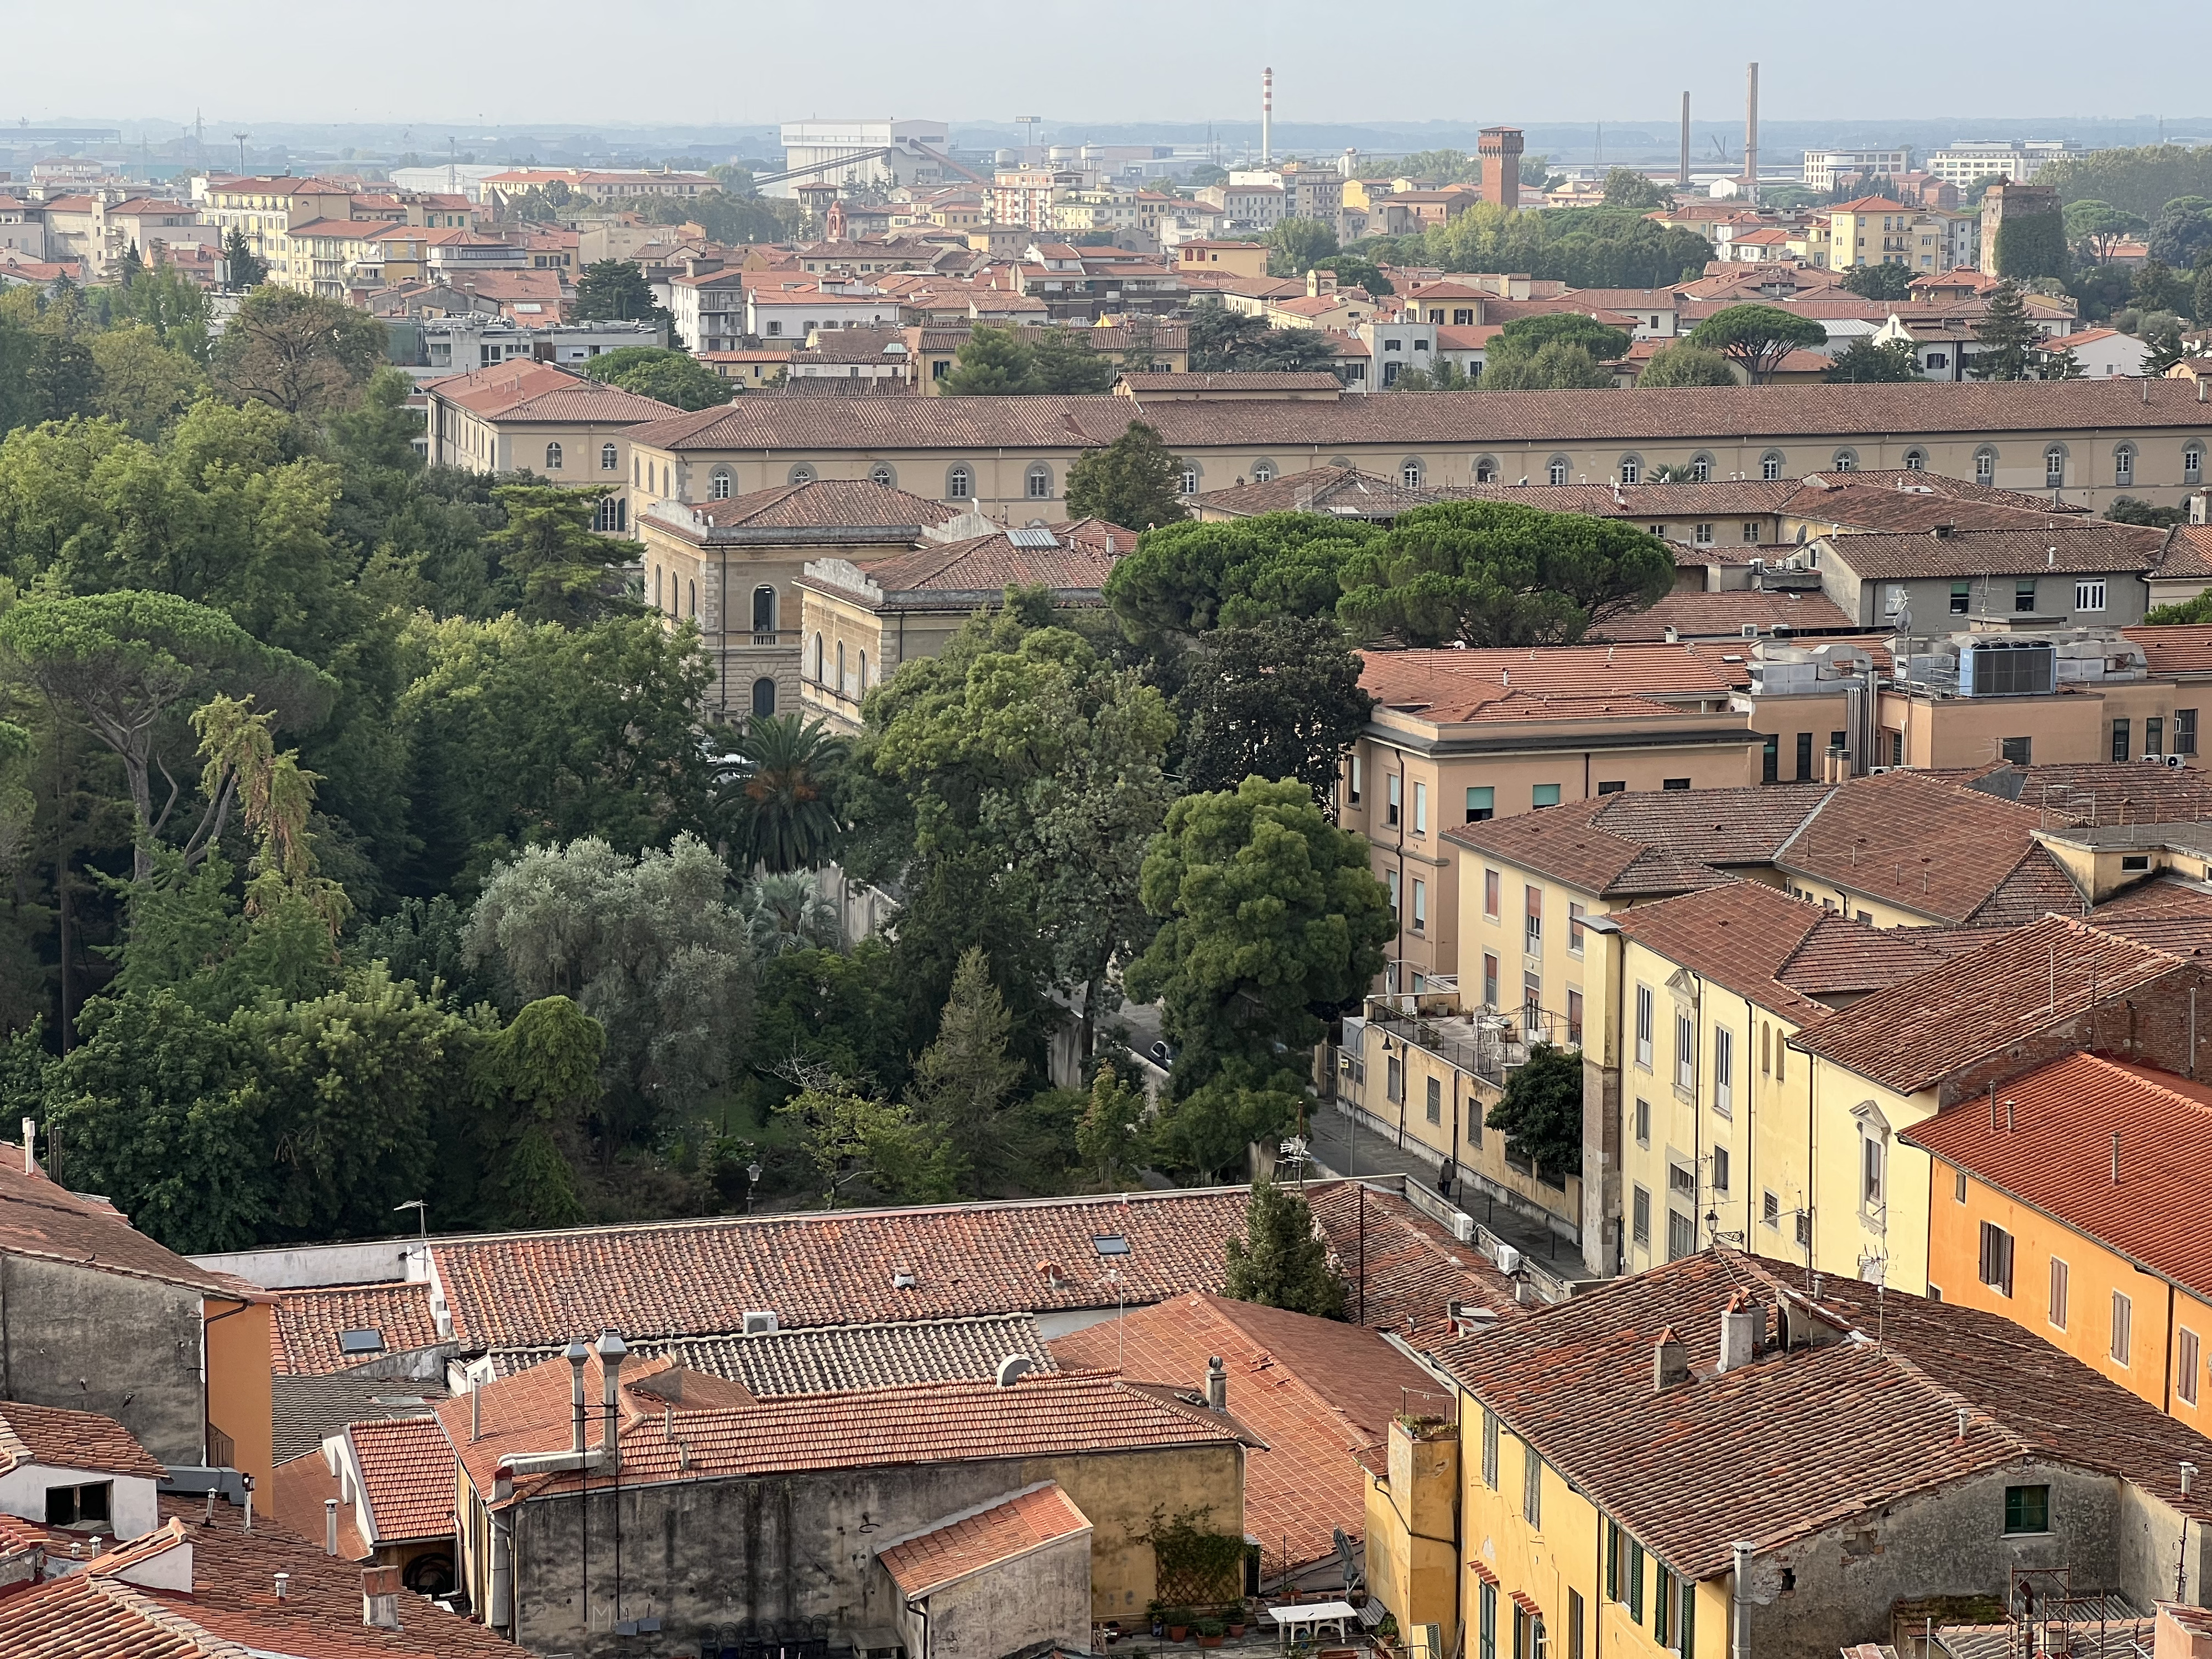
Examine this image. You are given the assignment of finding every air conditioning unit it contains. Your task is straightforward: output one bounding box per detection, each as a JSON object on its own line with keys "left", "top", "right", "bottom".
{"left": 1493, "top": 1243, "right": 1522, "bottom": 1276}
{"left": 1868, "top": 765, "right": 1892, "bottom": 775}
{"left": 2142, "top": 754, "right": 2168, "bottom": 765}
{"left": 742, "top": 1310, "right": 780, "bottom": 1334}
{"left": 2166, "top": 754, "right": 2187, "bottom": 770}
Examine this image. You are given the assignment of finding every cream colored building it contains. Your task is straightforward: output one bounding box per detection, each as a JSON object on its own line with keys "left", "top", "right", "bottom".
{"left": 422, "top": 361, "right": 679, "bottom": 533}
{"left": 615, "top": 380, "right": 2212, "bottom": 520}
{"left": 634, "top": 479, "right": 961, "bottom": 722}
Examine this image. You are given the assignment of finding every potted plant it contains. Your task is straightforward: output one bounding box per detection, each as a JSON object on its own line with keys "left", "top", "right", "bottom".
{"left": 1227, "top": 1614, "right": 1249, "bottom": 1639}
{"left": 1167, "top": 1612, "right": 1191, "bottom": 1642}
{"left": 1197, "top": 1620, "right": 1228, "bottom": 1649}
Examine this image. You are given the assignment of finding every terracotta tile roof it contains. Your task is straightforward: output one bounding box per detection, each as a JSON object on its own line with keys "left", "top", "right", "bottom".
{"left": 347, "top": 1417, "right": 456, "bottom": 1543}
{"left": 2088, "top": 874, "right": 2212, "bottom": 922}
{"left": 1362, "top": 644, "right": 1751, "bottom": 720}
{"left": 1775, "top": 769, "right": 2084, "bottom": 925}
{"left": 628, "top": 380, "right": 2212, "bottom": 457}
{"left": 1456, "top": 478, "right": 1803, "bottom": 517}
{"left": 2152, "top": 525, "right": 2212, "bottom": 583}
{"left": 1793, "top": 914, "right": 2181, "bottom": 1092}
{"left": 1584, "top": 783, "right": 1837, "bottom": 867}
{"left": 273, "top": 1281, "right": 442, "bottom": 1376}
{"left": 1195, "top": 465, "right": 1443, "bottom": 519}
{"left": 653, "top": 479, "right": 961, "bottom": 543}
{"left": 0, "top": 1145, "right": 259, "bottom": 1299}
{"left": 1818, "top": 524, "right": 2167, "bottom": 580}
{"left": 0, "top": 1399, "right": 166, "bottom": 1479}
{"left": 2123, "top": 625, "right": 2212, "bottom": 675}
{"left": 1903, "top": 1053, "right": 2212, "bottom": 1299}
{"left": 1610, "top": 880, "right": 1944, "bottom": 1024}
{"left": 425, "top": 1189, "right": 1256, "bottom": 1357}
{"left": 424, "top": 361, "right": 679, "bottom": 425}
{"left": 1052, "top": 1292, "right": 1446, "bottom": 1574}
{"left": 1597, "top": 589, "right": 1858, "bottom": 641}
{"left": 1444, "top": 799, "right": 1675, "bottom": 897}
{"left": 1780, "top": 481, "right": 2086, "bottom": 535}
{"left": 270, "top": 1446, "right": 368, "bottom": 1559}
{"left": 877, "top": 1481, "right": 1093, "bottom": 1598}
{"left": 1961, "top": 761, "right": 2212, "bottom": 826}
{"left": 1777, "top": 912, "right": 1975, "bottom": 998}
{"left": 1124, "top": 372, "right": 1343, "bottom": 392}
{"left": 1428, "top": 1250, "right": 2212, "bottom": 1583}
{"left": 0, "top": 1490, "right": 518, "bottom": 1658}
{"left": 444, "top": 1357, "right": 1254, "bottom": 1506}
{"left": 847, "top": 529, "right": 1121, "bottom": 600}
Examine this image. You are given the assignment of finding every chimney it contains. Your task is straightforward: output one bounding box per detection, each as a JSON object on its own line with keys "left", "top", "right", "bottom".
{"left": 2111, "top": 1130, "right": 2122, "bottom": 1185}
{"left": 324, "top": 1497, "right": 338, "bottom": 1556}
{"left": 1262, "top": 68, "right": 1274, "bottom": 168}
{"left": 566, "top": 1339, "right": 589, "bottom": 1454}
{"left": 597, "top": 1328, "right": 627, "bottom": 1461}
{"left": 1205, "top": 1355, "right": 1228, "bottom": 1411}
{"left": 1679, "top": 93, "right": 1692, "bottom": 189}
{"left": 1653, "top": 1326, "right": 1691, "bottom": 1391}
{"left": 274, "top": 1572, "right": 290, "bottom": 1601}
{"left": 470, "top": 1386, "right": 482, "bottom": 1443}
{"left": 362, "top": 1564, "right": 403, "bottom": 1629}
{"left": 19, "top": 1117, "right": 32, "bottom": 1175}
{"left": 1744, "top": 64, "right": 1760, "bottom": 208}
{"left": 1717, "top": 1290, "right": 1761, "bottom": 1373}
{"left": 242, "top": 1475, "right": 253, "bottom": 1533}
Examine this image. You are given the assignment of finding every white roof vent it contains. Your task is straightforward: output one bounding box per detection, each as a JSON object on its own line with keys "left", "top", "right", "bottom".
{"left": 995, "top": 1354, "right": 1036, "bottom": 1387}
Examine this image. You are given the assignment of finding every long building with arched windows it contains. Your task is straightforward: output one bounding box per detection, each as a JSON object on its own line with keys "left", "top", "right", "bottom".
{"left": 622, "top": 378, "right": 2212, "bottom": 533}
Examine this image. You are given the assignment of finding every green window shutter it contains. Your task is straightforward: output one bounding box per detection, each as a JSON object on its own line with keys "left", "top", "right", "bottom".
{"left": 1679, "top": 1578, "right": 1696, "bottom": 1657}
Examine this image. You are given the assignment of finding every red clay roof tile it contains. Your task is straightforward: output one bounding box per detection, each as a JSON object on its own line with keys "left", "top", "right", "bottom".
{"left": 877, "top": 1481, "right": 1092, "bottom": 1598}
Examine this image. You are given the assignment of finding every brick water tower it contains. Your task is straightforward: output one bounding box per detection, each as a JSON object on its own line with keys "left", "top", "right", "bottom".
{"left": 1479, "top": 127, "right": 1524, "bottom": 210}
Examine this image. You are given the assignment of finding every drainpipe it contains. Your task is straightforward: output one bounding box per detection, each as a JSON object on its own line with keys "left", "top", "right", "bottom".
{"left": 1731, "top": 1541, "right": 1755, "bottom": 1659}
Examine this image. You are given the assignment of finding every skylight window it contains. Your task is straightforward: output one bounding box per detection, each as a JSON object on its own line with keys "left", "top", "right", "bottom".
{"left": 1092, "top": 1234, "right": 1130, "bottom": 1256}
{"left": 338, "top": 1329, "right": 386, "bottom": 1355}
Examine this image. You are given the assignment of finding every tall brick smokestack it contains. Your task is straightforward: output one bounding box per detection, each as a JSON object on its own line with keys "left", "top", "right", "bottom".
{"left": 1745, "top": 63, "right": 1760, "bottom": 206}
{"left": 1262, "top": 67, "right": 1273, "bottom": 166}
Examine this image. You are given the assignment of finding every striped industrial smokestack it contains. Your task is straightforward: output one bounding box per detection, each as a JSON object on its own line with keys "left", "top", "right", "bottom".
{"left": 1262, "top": 67, "right": 1273, "bottom": 166}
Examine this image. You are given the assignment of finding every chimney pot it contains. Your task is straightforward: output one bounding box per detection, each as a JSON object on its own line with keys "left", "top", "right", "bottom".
{"left": 1205, "top": 1354, "right": 1228, "bottom": 1412}
{"left": 1718, "top": 1292, "right": 1761, "bottom": 1373}
{"left": 1653, "top": 1326, "right": 1691, "bottom": 1391}
{"left": 566, "top": 1339, "right": 589, "bottom": 1454}
{"left": 324, "top": 1496, "right": 338, "bottom": 1556}
{"left": 19, "top": 1118, "right": 32, "bottom": 1175}
{"left": 597, "top": 1328, "right": 627, "bottom": 1459}
{"left": 362, "top": 1565, "right": 403, "bottom": 1629}
{"left": 274, "top": 1571, "right": 290, "bottom": 1601}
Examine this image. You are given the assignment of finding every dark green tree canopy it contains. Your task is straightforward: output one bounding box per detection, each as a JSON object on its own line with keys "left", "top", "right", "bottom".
{"left": 1485, "top": 1041, "right": 1584, "bottom": 1177}
{"left": 211, "top": 288, "right": 387, "bottom": 416}
{"left": 1637, "top": 343, "right": 1738, "bottom": 387}
{"left": 1103, "top": 513, "right": 1379, "bottom": 645}
{"left": 1179, "top": 617, "right": 1373, "bottom": 808}
{"left": 582, "top": 346, "right": 733, "bottom": 410}
{"left": 1334, "top": 499, "right": 1674, "bottom": 648}
{"left": 1601, "top": 169, "right": 1670, "bottom": 211}
{"left": 1065, "top": 420, "right": 1187, "bottom": 530}
{"left": 1994, "top": 211, "right": 2069, "bottom": 282}
{"left": 712, "top": 713, "right": 848, "bottom": 873}
{"left": 1224, "top": 1178, "right": 1345, "bottom": 1318}
{"left": 1826, "top": 337, "right": 1922, "bottom": 383}
{"left": 1187, "top": 299, "right": 1343, "bottom": 374}
{"left": 1839, "top": 263, "right": 1915, "bottom": 301}
{"left": 2147, "top": 197, "right": 2212, "bottom": 269}
{"left": 574, "top": 260, "right": 666, "bottom": 324}
{"left": 1266, "top": 218, "right": 1341, "bottom": 275}
{"left": 1686, "top": 304, "right": 1829, "bottom": 384}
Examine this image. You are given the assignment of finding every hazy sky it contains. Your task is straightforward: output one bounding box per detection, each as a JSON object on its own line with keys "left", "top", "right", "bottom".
{"left": 9, "top": 0, "right": 2205, "bottom": 129}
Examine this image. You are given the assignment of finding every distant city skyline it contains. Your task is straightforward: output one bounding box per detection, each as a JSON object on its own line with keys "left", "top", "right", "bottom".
{"left": 8, "top": 0, "right": 2211, "bottom": 131}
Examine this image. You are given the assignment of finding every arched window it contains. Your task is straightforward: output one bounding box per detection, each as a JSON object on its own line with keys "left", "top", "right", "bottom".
{"left": 688, "top": 580, "right": 698, "bottom": 620}
{"left": 1974, "top": 446, "right": 1997, "bottom": 483}
{"left": 710, "top": 467, "right": 733, "bottom": 500}
{"left": 750, "top": 677, "right": 777, "bottom": 717}
{"left": 652, "top": 566, "right": 662, "bottom": 608}
{"left": 1831, "top": 448, "right": 1859, "bottom": 472}
{"left": 1547, "top": 455, "right": 1571, "bottom": 487}
{"left": 947, "top": 465, "right": 972, "bottom": 500}
{"left": 1474, "top": 455, "right": 1500, "bottom": 484}
{"left": 1902, "top": 448, "right": 1927, "bottom": 471}
{"left": 1760, "top": 450, "right": 1786, "bottom": 482}
{"left": 2114, "top": 444, "right": 2136, "bottom": 488}
{"left": 2189, "top": 445, "right": 2206, "bottom": 486}
{"left": 752, "top": 585, "right": 776, "bottom": 636}
{"left": 595, "top": 495, "right": 628, "bottom": 533}
{"left": 601, "top": 442, "right": 619, "bottom": 471}
{"left": 858, "top": 650, "right": 868, "bottom": 692}
{"left": 544, "top": 441, "right": 564, "bottom": 471}
{"left": 632, "top": 455, "right": 640, "bottom": 484}
{"left": 1026, "top": 463, "right": 1052, "bottom": 499}
{"left": 812, "top": 633, "right": 825, "bottom": 683}
{"left": 1618, "top": 455, "right": 1643, "bottom": 486}
{"left": 1400, "top": 458, "right": 1426, "bottom": 489}
{"left": 836, "top": 641, "right": 847, "bottom": 693}
{"left": 1688, "top": 453, "right": 1713, "bottom": 483}
{"left": 2044, "top": 444, "right": 2067, "bottom": 488}
{"left": 1180, "top": 463, "right": 1201, "bottom": 494}
{"left": 789, "top": 463, "right": 817, "bottom": 486}
{"left": 869, "top": 463, "right": 896, "bottom": 488}
{"left": 1252, "top": 458, "right": 1278, "bottom": 484}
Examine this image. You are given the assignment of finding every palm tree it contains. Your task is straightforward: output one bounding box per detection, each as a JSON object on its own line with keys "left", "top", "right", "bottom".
{"left": 711, "top": 713, "right": 848, "bottom": 873}
{"left": 739, "top": 870, "right": 843, "bottom": 957}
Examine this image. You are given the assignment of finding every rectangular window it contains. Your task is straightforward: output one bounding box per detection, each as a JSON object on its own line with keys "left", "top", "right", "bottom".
{"left": 2001, "top": 736, "right": 2032, "bottom": 765}
{"left": 1467, "top": 786, "right": 1495, "bottom": 822}
{"left": 1761, "top": 734, "right": 1779, "bottom": 785}
{"left": 1978, "top": 1222, "right": 2014, "bottom": 1297}
{"left": 1655, "top": 1568, "right": 1672, "bottom": 1649}
{"left": 1532, "top": 782, "right": 1562, "bottom": 810}
{"left": 1676, "top": 1580, "right": 1695, "bottom": 1658}
{"left": 1568, "top": 902, "right": 1586, "bottom": 956}
{"left": 1627, "top": 1540, "right": 1646, "bottom": 1623}
{"left": 1796, "top": 731, "right": 1814, "bottom": 780}
{"left": 1667, "top": 1209, "right": 1695, "bottom": 1260}
{"left": 44, "top": 1481, "right": 112, "bottom": 1527}
{"left": 1632, "top": 1185, "right": 1651, "bottom": 1245}
{"left": 1413, "top": 781, "right": 1428, "bottom": 834}
{"left": 1762, "top": 1191, "right": 1780, "bottom": 1228}
{"left": 1674, "top": 1011, "right": 1695, "bottom": 1091}
{"left": 1712, "top": 1145, "right": 1731, "bottom": 1194}
{"left": 1522, "top": 1438, "right": 1542, "bottom": 1526}
{"left": 1485, "top": 869, "right": 1501, "bottom": 920}
{"left": 2075, "top": 578, "right": 2107, "bottom": 613}
{"left": 1744, "top": 521, "right": 1762, "bottom": 544}
{"left": 1863, "top": 1134, "right": 1884, "bottom": 1206}
{"left": 1481, "top": 1583, "right": 1498, "bottom": 1659}
{"left": 2179, "top": 1328, "right": 2202, "bottom": 1407}
{"left": 1387, "top": 868, "right": 1400, "bottom": 917}
{"left": 1523, "top": 973, "right": 1542, "bottom": 1037}
{"left": 1635, "top": 1098, "right": 1651, "bottom": 1146}
{"left": 2112, "top": 1291, "right": 2133, "bottom": 1365}
{"left": 1597, "top": 780, "right": 1626, "bottom": 795}
{"left": 1714, "top": 1028, "right": 1734, "bottom": 1114}
{"left": 2016, "top": 579, "right": 2038, "bottom": 613}
{"left": 1663, "top": 778, "right": 1691, "bottom": 791}
{"left": 1481, "top": 1406, "right": 1500, "bottom": 1488}
{"left": 1349, "top": 756, "right": 1363, "bottom": 804}
{"left": 1693, "top": 523, "right": 1714, "bottom": 546}
{"left": 1604, "top": 1522, "right": 1621, "bottom": 1603}
{"left": 1426, "top": 1074, "right": 1443, "bottom": 1125}
{"left": 1412, "top": 879, "right": 1427, "bottom": 933}
{"left": 1955, "top": 1168, "right": 1968, "bottom": 1203}
{"left": 2179, "top": 710, "right": 2199, "bottom": 756}
{"left": 2112, "top": 719, "right": 2132, "bottom": 764}
{"left": 1568, "top": 1591, "right": 1585, "bottom": 1659}
{"left": 2148, "top": 717, "right": 2165, "bottom": 756}
{"left": 2004, "top": 1484, "right": 2050, "bottom": 1535}
{"left": 1484, "top": 953, "right": 1501, "bottom": 1009}
{"left": 1387, "top": 1055, "right": 1403, "bottom": 1103}
{"left": 1525, "top": 885, "right": 1543, "bottom": 950}
{"left": 1387, "top": 773, "right": 1401, "bottom": 826}
{"left": 1635, "top": 986, "right": 1654, "bottom": 1068}
{"left": 1950, "top": 580, "right": 1970, "bottom": 615}
{"left": 1567, "top": 987, "right": 1584, "bottom": 1046}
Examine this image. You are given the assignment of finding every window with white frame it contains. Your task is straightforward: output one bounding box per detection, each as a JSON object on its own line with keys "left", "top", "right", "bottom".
{"left": 2075, "top": 580, "right": 2106, "bottom": 612}
{"left": 2114, "top": 445, "right": 2135, "bottom": 487}
{"left": 1713, "top": 1028, "right": 1734, "bottom": 1114}
{"left": 1548, "top": 456, "right": 1570, "bottom": 486}
{"left": 1674, "top": 1010, "right": 1694, "bottom": 1091}
{"left": 1635, "top": 985, "right": 1653, "bottom": 1067}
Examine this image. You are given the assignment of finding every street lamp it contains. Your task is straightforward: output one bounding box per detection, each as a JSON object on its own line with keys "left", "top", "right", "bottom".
{"left": 746, "top": 1161, "right": 762, "bottom": 1214}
